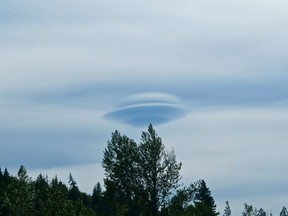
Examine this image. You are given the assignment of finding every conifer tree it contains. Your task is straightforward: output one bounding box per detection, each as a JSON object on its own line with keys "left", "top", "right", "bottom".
{"left": 193, "top": 179, "right": 219, "bottom": 216}
{"left": 280, "top": 206, "right": 288, "bottom": 216}
{"left": 68, "top": 173, "right": 81, "bottom": 201}
{"left": 223, "top": 201, "right": 231, "bottom": 216}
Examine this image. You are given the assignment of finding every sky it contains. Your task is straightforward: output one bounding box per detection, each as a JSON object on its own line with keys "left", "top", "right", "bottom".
{"left": 1, "top": 0, "right": 288, "bottom": 214}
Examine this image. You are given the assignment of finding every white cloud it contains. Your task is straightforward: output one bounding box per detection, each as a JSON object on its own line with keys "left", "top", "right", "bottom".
{"left": 157, "top": 106, "right": 288, "bottom": 213}
{"left": 1, "top": 0, "right": 288, "bottom": 214}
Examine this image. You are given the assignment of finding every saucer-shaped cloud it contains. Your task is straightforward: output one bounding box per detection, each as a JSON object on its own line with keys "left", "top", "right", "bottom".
{"left": 105, "top": 92, "right": 186, "bottom": 126}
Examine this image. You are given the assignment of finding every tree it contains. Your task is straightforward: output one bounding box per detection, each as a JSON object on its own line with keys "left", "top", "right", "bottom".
{"left": 68, "top": 173, "right": 81, "bottom": 201}
{"left": 242, "top": 203, "right": 254, "bottom": 216}
{"left": 17, "top": 165, "right": 29, "bottom": 181}
{"left": 102, "top": 130, "right": 139, "bottom": 215}
{"left": 0, "top": 166, "right": 97, "bottom": 216}
{"left": 193, "top": 180, "right": 219, "bottom": 216}
{"left": 161, "top": 186, "right": 194, "bottom": 216}
{"left": 0, "top": 167, "right": 13, "bottom": 215}
{"left": 102, "top": 124, "right": 182, "bottom": 216}
{"left": 138, "top": 124, "right": 182, "bottom": 216}
{"left": 223, "top": 201, "right": 231, "bottom": 216}
{"left": 34, "top": 174, "right": 50, "bottom": 215}
{"left": 92, "top": 182, "right": 102, "bottom": 206}
{"left": 5, "top": 165, "right": 36, "bottom": 216}
{"left": 281, "top": 206, "right": 288, "bottom": 216}
{"left": 241, "top": 203, "right": 269, "bottom": 216}
{"left": 161, "top": 179, "right": 219, "bottom": 216}
{"left": 257, "top": 208, "right": 267, "bottom": 216}
{"left": 92, "top": 182, "right": 105, "bottom": 215}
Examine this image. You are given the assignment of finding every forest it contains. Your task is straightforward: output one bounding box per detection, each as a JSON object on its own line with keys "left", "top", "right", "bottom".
{"left": 0, "top": 124, "right": 287, "bottom": 216}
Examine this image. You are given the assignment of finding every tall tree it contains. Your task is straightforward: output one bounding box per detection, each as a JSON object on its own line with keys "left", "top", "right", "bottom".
{"left": 102, "top": 124, "right": 182, "bottom": 216}
{"left": 0, "top": 167, "right": 13, "bottom": 215}
{"left": 34, "top": 174, "right": 50, "bottom": 215}
{"left": 92, "top": 182, "right": 102, "bottom": 207}
{"left": 68, "top": 173, "right": 81, "bottom": 201}
{"left": 138, "top": 124, "right": 182, "bottom": 216}
{"left": 102, "top": 130, "right": 140, "bottom": 215}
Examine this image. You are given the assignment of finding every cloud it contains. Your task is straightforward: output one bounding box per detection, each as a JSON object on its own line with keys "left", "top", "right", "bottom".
{"left": 0, "top": 103, "right": 111, "bottom": 169}
{"left": 1, "top": 0, "right": 288, "bottom": 213}
{"left": 0, "top": 129, "right": 102, "bottom": 169}
{"left": 104, "top": 92, "right": 187, "bottom": 126}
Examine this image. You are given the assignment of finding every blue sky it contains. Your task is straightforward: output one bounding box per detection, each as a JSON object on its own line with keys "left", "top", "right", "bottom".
{"left": 1, "top": 0, "right": 288, "bottom": 214}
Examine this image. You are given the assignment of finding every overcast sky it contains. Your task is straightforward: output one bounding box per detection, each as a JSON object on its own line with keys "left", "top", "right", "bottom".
{"left": 1, "top": 0, "right": 288, "bottom": 214}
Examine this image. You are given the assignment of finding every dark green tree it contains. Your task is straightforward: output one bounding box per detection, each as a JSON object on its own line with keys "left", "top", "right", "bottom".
{"left": 92, "top": 182, "right": 102, "bottom": 205}
{"left": 193, "top": 180, "right": 219, "bottom": 216}
{"left": 68, "top": 173, "right": 81, "bottom": 201}
{"left": 0, "top": 167, "right": 13, "bottom": 215}
{"left": 163, "top": 180, "right": 219, "bottom": 216}
{"left": 92, "top": 182, "right": 106, "bottom": 215}
{"left": 223, "top": 201, "right": 231, "bottom": 216}
{"left": 3, "top": 168, "right": 9, "bottom": 178}
{"left": 34, "top": 174, "right": 50, "bottom": 215}
{"left": 4, "top": 165, "right": 36, "bottom": 216}
{"left": 47, "top": 175, "right": 96, "bottom": 216}
{"left": 281, "top": 207, "right": 288, "bottom": 216}
{"left": 161, "top": 186, "right": 194, "bottom": 216}
{"left": 48, "top": 176, "right": 71, "bottom": 215}
{"left": 0, "top": 166, "right": 96, "bottom": 216}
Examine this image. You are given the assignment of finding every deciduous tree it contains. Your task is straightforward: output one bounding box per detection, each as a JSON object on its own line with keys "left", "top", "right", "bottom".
{"left": 102, "top": 124, "right": 182, "bottom": 216}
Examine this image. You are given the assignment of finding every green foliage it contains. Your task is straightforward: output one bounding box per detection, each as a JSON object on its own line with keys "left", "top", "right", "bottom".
{"left": 4, "top": 165, "right": 35, "bottom": 215}
{"left": 162, "top": 180, "right": 218, "bottom": 216}
{"left": 0, "top": 166, "right": 97, "bottom": 216}
{"left": 193, "top": 180, "right": 219, "bottom": 216}
{"left": 242, "top": 203, "right": 270, "bottom": 216}
{"left": 68, "top": 173, "right": 81, "bottom": 201}
{"left": 0, "top": 168, "right": 12, "bottom": 214}
{"left": 164, "top": 186, "right": 194, "bottom": 215}
{"left": 102, "top": 130, "right": 140, "bottom": 215}
{"left": 102, "top": 124, "right": 182, "bottom": 216}
{"left": 139, "top": 125, "right": 182, "bottom": 216}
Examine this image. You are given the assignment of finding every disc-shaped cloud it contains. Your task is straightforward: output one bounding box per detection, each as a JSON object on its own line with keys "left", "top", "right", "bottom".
{"left": 105, "top": 92, "right": 186, "bottom": 126}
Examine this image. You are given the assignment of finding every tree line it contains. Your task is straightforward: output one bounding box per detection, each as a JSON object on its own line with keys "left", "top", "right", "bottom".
{"left": 0, "top": 124, "right": 287, "bottom": 215}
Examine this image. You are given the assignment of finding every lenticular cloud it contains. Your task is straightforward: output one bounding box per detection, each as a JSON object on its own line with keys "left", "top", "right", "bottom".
{"left": 105, "top": 92, "right": 186, "bottom": 126}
